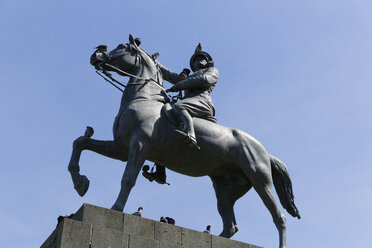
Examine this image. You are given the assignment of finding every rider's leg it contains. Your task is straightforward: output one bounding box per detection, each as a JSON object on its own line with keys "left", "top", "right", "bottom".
{"left": 155, "top": 164, "right": 166, "bottom": 180}
{"left": 142, "top": 163, "right": 168, "bottom": 184}
{"left": 171, "top": 104, "right": 198, "bottom": 148}
{"left": 179, "top": 109, "right": 196, "bottom": 139}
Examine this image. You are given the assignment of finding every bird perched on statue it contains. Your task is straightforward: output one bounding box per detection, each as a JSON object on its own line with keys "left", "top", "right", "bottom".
{"left": 179, "top": 68, "right": 191, "bottom": 81}
{"left": 159, "top": 216, "right": 175, "bottom": 225}
{"left": 134, "top": 37, "right": 141, "bottom": 46}
{"left": 95, "top": 45, "right": 107, "bottom": 53}
{"left": 132, "top": 207, "right": 143, "bottom": 217}
{"left": 84, "top": 126, "right": 94, "bottom": 138}
{"left": 151, "top": 52, "right": 160, "bottom": 60}
{"left": 203, "top": 225, "right": 211, "bottom": 234}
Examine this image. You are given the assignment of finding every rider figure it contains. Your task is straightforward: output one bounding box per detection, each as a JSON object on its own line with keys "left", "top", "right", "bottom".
{"left": 160, "top": 43, "right": 219, "bottom": 148}
{"left": 142, "top": 43, "right": 219, "bottom": 184}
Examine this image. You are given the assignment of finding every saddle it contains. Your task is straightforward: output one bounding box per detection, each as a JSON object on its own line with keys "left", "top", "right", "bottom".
{"left": 161, "top": 103, "right": 178, "bottom": 125}
{"left": 160, "top": 102, "right": 217, "bottom": 127}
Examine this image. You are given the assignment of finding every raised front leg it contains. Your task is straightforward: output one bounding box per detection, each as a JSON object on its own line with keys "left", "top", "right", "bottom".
{"left": 111, "top": 138, "right": 148, "bottom": 211}
{"left": 68, "top": 127, "right": 128, "bottom": 196}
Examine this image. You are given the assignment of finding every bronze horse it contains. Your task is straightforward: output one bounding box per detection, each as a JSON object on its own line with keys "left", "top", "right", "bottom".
{"left": 68, "top": 35, "right": 300, "bottom": 248}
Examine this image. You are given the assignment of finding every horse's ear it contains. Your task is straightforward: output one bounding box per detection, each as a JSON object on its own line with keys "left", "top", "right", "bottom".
{"left": 129, "top": 34, "right": 140, "bottom": 51}
{"left": 129, "top": 34, "right": 135, "bottom": 44}
{"left": 152, "top": 52, "right": 160, "bottom": 60}
{"left": 194, "top": 43, "right": 202, "bottom": 54}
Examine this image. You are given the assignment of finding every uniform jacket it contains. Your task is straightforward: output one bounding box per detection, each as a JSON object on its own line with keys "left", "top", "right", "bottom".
{"left": 158, "top": 63, "right": 219, "bottom": 113}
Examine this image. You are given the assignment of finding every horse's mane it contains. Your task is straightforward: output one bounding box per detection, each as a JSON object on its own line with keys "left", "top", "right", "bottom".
{"left": 135, "top": 46, "right": 157, "bottom": 67}
{"left": 135, "top": 46, "right": 163, "bottom": 86}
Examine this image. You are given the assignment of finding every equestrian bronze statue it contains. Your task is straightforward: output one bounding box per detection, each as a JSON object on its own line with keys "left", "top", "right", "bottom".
{"left": 68, "top": 35, "right": 300, "bottom": 248}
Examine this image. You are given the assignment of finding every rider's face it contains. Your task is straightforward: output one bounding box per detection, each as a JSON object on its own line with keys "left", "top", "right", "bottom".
{"left": 193, "top": 56, "right": 208, "bottom": 71}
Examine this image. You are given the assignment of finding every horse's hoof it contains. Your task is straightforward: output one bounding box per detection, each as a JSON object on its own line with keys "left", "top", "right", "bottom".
{"left": 219, "top": 225, "right": 238, "bottom": 238}
{"left": 74, "top": 175, "right": 90, "bottom": 196}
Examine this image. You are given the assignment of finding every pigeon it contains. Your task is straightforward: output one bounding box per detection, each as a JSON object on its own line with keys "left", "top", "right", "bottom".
{"left": 194, "top": 43, "right": 202, "bottom": 54}
{"left": 84, "top": 126, "right": 94, "bottom": 138}
{"left": 203, "top": 225, "right": 211, "bottom": 234}
{"left": 57, "top": 214, "right": 75, "bottom": 226}
{"left": 132, "top": 207, "right": 143, "bottom": 217}
{"left": 134, "top": 38, "right": 141, "bottom": 46}
{"left": 151, "top": 52, "right": 160, "bottom": 60}
{"left": 95, "top": 45, "right": 107, "bottom": 53}
{"left": 165, "top": 217, "right": 175, "bottom": 225}
{"left": 179, "top": 68, "right": 191, "bottom": 81}
{"left": 159, "top": 216, "right": 175, "bottom": 225}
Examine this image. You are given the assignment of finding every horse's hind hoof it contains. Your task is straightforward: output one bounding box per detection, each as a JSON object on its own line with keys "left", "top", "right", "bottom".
{"left": 142, "top": 165, "right": 150, "bottom": 172}
{"left": 74, "top": 175, "right": 90, "bottom": 197}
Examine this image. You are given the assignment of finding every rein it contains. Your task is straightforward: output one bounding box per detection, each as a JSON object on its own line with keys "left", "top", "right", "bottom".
{"left": 96, "top": 70, "right": 125, "bottom": 93}
{"left": 95, "top": 62, "right": 181, "bottom": 102}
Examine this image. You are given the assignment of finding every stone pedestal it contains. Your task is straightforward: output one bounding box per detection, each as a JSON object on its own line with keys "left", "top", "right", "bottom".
{"left": 41, "top": 203, "right": 262, "bottom": 248}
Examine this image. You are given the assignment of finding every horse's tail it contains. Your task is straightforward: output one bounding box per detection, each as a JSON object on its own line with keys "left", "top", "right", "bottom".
{"left": 270, "top": 155, "right": 301, "bottom": 219}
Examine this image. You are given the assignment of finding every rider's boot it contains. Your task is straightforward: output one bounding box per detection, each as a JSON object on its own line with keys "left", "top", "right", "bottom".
{"left": 174, "top": 129, "right": 199, "bottom": 149}
{"left": 142, "top": 164, "right": 168, "bottom": 185}
{"left": 173, "top": 109, "right": 200, "bottom": 150}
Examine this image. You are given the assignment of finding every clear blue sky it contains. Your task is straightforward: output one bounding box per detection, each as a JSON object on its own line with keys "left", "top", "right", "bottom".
{"left": 1, "top": 1, "right": 371, "bottom": 247}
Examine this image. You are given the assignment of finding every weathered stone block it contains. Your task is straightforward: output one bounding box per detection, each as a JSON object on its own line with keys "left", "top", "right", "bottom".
{"left": 41, "top": 204, "right": 261, "bottom": 248}
{"left": 123, "top": 213, "right": 155, "bottom": 239}
{"left": 211, "top": 235, "right": 263, "bottom": 248}
{"left": 247, "top": 244, "right": 263, "bottom": 248}
{"left": 59, "top": 218, "right": 91, "bottom": 248}
{"left": 154, "top": 222, "right": 182, "bottom": 248}
{"left": 73, "top": 203, "right": 124, "bottom": 232}
{"left": 40, "top": 223, "right": 63, "bottom": 248}
{"left": 212, "top": 235, "right": 248, "bottom": 248}
{"left": 91, "top": 225, "right": 128, "bottom": 248}
{"left": 128, "top": 234, "right": 159, "bottom": 248}
{"left": 181, "top": 228, "right": 212, "bottom": 248}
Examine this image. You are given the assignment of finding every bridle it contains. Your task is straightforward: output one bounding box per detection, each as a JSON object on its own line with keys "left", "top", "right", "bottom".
{"left": 95, "top": 58, "right": 182, "bottom": 102}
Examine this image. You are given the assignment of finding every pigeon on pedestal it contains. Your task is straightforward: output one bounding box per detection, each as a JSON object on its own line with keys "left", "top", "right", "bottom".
{"left": 165, "top": 217, "right": 175, "bottom": 225}
{"left": 132, "top": 207, "right": 143, "bottom": 217}
{"left": 159, "top": 216, "right": 175, "bottom": 225}
{"left": 203, "top": 225, "right": 211, "bottom": 234}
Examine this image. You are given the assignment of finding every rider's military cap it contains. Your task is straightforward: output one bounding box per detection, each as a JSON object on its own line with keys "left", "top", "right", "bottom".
{"left": 190, "top": 51, "right": 214, "bottom": 72}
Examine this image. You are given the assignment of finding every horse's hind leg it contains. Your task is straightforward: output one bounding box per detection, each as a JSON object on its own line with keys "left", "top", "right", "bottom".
{"left": 250, "top": 163, "right": 287, "bottom": 248}
{"left": 233, "top": 131, "right": 287, "bottom": 247}
{"left": 212, "top": 177, "right": 251, "bottom": 238}
{"left": 68, "top": 135, "right": 128, "bottom": 197}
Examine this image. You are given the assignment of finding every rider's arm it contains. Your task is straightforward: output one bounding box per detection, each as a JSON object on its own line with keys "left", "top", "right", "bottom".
{"left": 157, "top": 62, "right": 181, "bottom": 85}
{"left": 170, "top": 67, "right": 219, "bottom": 91}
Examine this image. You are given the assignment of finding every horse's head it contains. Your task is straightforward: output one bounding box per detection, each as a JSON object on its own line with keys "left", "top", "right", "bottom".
{"left": 90, "top": 40, "right": 138, "bottom": 75}
{"left": 90, "top": 35, "right": 158, "bottom": 78}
